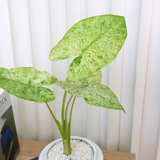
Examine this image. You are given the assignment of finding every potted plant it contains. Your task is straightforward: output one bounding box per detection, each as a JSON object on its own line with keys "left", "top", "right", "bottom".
{"left": 0, "top": 14, "right": 127, "bottom": 159}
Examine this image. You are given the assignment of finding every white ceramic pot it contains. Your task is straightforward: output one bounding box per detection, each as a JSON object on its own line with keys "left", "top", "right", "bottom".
{"left": 39, "top": 136, "right": 103, "bottom": 160}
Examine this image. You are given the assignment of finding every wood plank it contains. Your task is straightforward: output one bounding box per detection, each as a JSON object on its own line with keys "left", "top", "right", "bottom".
{"left": 16, "top": 139, "right": 49, "bottom": 159}
{"left": 102, "top": 150, "right": 135, "bottom": 160}
{"left": 17, "top": 155, "right": 34, "bottom": 160}
{"left": 16, "top": 139, "right": 135, "bottom": 160}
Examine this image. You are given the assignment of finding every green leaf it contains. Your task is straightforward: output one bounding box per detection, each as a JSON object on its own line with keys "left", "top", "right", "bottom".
{"left": 0, "top": 67, "right": 57, "bottom": 103}
{"left": 49, "top": 14, "right": 127, "bottom": 81}
{"left": 82, "top": 70, "right": 102, "bottom": 83}
{"left": 0, "top": 67, "right": 57, "bottom": 86}
{"left": 67, "top": 70, "right": 102, "bottom": 83}
{"left": 56, "top": 80, "right": 125, "bottom": 112}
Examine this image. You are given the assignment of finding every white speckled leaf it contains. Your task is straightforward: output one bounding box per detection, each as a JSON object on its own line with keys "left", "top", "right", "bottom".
{"left": 49, "top": 14, "right": 127, "bottom": 81}
{"left": 0, "top": 67, "right": 57, "bottom": 102}
{"left": 82, "top": 70, "right": 102, "bottom": 83}
{"left": 56, "top": 80, "right": 125, "bottom": 112}
{"left": 72, "top": 70, "right": 102, "bottom": 83}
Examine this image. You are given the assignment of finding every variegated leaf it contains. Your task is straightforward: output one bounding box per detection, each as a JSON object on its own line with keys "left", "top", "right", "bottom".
{"left": 56, "top": 80, "right": 125, "bottom": 112}
{"left": 82, "top": 70, "right": 102, "bottom": 83}
{"left": 49, "top": 14, "right": 127, "bottom": 81}
{"left": 0, "top": 67, "right": 57, "bottom": 102}
{"left": 68, "top": 70, "right": 102, "bottom": 83}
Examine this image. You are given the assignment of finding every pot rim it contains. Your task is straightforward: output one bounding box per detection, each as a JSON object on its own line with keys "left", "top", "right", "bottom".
{"left": 39, "top": 136, "right": 103, "bottom": 160}
{"left": 45, "top": 136, "right": 97, "bottom": 160}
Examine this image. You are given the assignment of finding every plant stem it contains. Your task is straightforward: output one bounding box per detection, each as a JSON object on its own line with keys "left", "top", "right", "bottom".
{"left": 68, "top": 97, "right": 76, "bottom": 129}
{"left": 67, "top": 97, "right": 76, "bottom": 147}
{"left": 46, "top": 92, "right": 76, "bottom": 156}
{"left": 45, "top": 102, "right": 63, "bottom": 138}
{"left": 61, "top": 91, "right": 67, "bottom": 138}
{"left": 45, "top": 102, "right": 57, "bottom": 123}
{"left": 62, "top": 96, "right": 76, "bottom": 155}
{"left": 65, "top": 95, "right": 73, "bottom": 134}
{"left": 63, "top": 139, "right": 71, "bottom": 155}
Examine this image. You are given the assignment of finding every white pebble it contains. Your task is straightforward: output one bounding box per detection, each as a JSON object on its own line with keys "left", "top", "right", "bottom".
{"left": 47, "top": 139, "right": 94, "bottom": 160}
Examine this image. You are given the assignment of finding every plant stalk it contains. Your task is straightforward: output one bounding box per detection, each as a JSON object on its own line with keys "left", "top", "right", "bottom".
{"left": 67, "top": 97, "right": 76, "bottom": 148}
{"left": 62, "top": 95, "right": 76, "bottom": 155}
{"left": 45, "top": 102, "right": 63, "bottom": 138}
{"left": 46, "top": 93, "right": 76, "bottom": 156}
{"left": 61, "top": 91, "right": 67, "bottom": 139}
{"left": 65, "top": 95, "right": 73, "bottom": 134}
{"left": 63, "top": 139, "right": 71, "bottom": 155}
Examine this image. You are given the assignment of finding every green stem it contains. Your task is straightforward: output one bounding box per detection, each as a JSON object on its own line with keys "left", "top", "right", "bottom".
{"left": 61, "top": 91, "right": 67, "bottom": 138}
{"left": 63, "top": 139, "right": 71, "bottom": 155}
{"left": 45, "top": 102, "right": 58, "bottom": 123}
{"left": 67, "top": 97, "right": 76, "bottom": 147}
{"left": 65, "top": 95, "right": 73, "bottom": 134}
{"left": 45, "top": 102, "right": 63, "bottom": 138}
{"left": 68, "top": 97, "right": 76, "bottom": 128}
{"left": 62, "top": 96, "right": 76, "bottom": 155}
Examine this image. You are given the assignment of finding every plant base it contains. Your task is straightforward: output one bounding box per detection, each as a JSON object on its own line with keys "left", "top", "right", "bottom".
{"left": 39, "top": 136, "right": 103, "bottom": 160}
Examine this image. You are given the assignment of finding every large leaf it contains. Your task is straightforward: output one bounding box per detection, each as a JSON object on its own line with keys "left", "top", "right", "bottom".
{"left": 49, "top": 14, "right": 127, "bottom": 81}
{"left": 82, "top": 70, "right": 102, "bottom": 83}
{"left": 68, "top": 70, "right": 102, "bottom": 83}
{"left": 0, "top": 67, "right": 57, "bottom": 102}
{"left": 56, "top": 80, "right": 125, "bottom": 112}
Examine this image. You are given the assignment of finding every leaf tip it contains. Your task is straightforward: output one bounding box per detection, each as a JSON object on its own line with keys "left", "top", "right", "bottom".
{"left": 123, "top": 108, "right": 126, "bottom": 114}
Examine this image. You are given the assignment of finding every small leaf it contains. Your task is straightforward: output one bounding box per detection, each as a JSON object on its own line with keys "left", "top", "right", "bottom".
{"left": 49, "top": 14, "right": 127, "bottom": 81}
{"left": 0, "top": 67, "right": 57, "bottom": 102}
{"left": 56, "top": 80, "right": 125, "bottom": 112}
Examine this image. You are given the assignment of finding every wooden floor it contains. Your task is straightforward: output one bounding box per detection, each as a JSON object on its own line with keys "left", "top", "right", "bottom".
{"left": 16, "top": 139, "right": 135, "bottom": 160}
